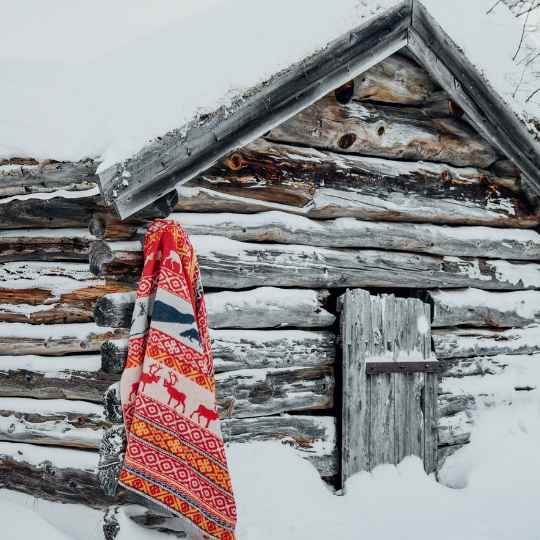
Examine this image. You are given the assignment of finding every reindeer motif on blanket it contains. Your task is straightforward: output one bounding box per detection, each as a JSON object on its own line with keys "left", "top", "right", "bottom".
{"left": 129, "top": 363, "right": 162, "bottom": 400}
{"left": 163, "top": 371, "right": 187, "bottom": 412}
{"left": 190, "top": 404, "right": 220, "bottom": 429}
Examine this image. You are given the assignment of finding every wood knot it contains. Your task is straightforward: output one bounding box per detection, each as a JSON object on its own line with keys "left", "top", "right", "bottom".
{"left": 224, "top": 153, "right": 244, "bottom": 171}
{"left": 377, "top": 125, "right": 385, "bottom": 137}
{"left": 335, "top": 80, "right": 355, "bottom": 104}
{"left": 448, "top": 99, "right": 465, "bottom": 118}
{"left": 338, "top": 133, "right": 357, "bottom": 149}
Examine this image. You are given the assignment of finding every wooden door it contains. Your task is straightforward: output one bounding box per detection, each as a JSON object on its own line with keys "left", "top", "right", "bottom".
{"left": 340, "top": 289, "right": 439, "bottom": 488}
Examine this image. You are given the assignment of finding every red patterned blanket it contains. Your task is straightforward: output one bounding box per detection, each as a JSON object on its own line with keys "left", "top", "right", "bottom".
{"left": 119, "top": 220, "right": 237, "bottom": 540}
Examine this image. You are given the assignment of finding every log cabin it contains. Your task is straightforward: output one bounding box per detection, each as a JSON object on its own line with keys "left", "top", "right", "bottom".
{"left": 1, "top": 1, "right": 540, "bottom": 537}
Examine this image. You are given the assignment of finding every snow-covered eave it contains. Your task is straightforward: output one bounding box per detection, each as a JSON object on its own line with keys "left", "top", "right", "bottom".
{"left": 98, "top": 0, "right": 540, "bottom": 220}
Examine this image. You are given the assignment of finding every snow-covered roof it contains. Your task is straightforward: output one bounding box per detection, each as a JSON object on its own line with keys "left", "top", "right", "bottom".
{"left": 1, "top": 1, "right": 540, "bottom": 217}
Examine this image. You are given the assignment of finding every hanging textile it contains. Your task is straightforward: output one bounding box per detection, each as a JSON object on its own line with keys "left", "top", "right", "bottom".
{"left": 118, "top": 219, "right": 237, "bottom": 540}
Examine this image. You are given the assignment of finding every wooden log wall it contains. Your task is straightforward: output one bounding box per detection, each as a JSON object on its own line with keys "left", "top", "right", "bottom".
{"left": 1, "top": 51, "right": 539, "bottom": 509}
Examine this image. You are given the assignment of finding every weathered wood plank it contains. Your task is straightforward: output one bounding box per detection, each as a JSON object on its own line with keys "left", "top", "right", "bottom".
{"left": 0, "top": 398, "right": 108, "bottom": 448}
{"left": 440, "top": 356, "right": 508, "bottom": 379}
{"left": 0, "top": 322, "right": 127, "bottom": 356}
{"left": 433, "top": 326, "right": 540, "bottom": 359}
{"left": 90, "top": 237, "right": 540, "bottom": 290}
{"left": 424, "top": 373, "right": 439, "bottom": 473}
{"left": 0, "top": 354, "right": 116, "bottom": 402}
{"left": 438, "top": 411, "right": 473, "bottom": 446}
{"left": 95, "top": 287, "right": 335, "bottom": 329}
{"left": 0, "top": 261, "right": 133, "bottom": 324}
{"left": 430, "top": 289, "right": 540, "bottom": 328}
{"left": 185, "top": 139, "right": 533, "bottom": 227}
{"left": 369, "top": 373, "right": 395, "bottom": 468}
{"left": 102, "top": 328, "right": 336, "bottom": 375}
{"left": 267, "top": 96, "right": 498, "bottom": 167}
{"left": 394, "top": 372, "right": 424, "bottom": 464}
{"left": 173, "top": 211, "right": 540, "bottom": 259}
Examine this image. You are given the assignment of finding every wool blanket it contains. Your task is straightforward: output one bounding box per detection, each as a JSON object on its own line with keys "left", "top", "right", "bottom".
{"left": 119, "top": 220, "right": 237, "bottom": 540}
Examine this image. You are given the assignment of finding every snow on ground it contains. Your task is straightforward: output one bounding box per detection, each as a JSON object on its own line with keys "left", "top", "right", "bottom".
{"left": 2, "top": 373, "right": 539, "bottom": 540}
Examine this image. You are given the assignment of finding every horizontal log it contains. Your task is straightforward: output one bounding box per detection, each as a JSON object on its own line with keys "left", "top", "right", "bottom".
{"left": 347, "top": 53, "right": 437, "bottom": 105}
{"left": 0, "top": 159, "right": 97, "bottom": 199}
{"left": 189, "top": 139, "right": 533, "bottom": 227}
{"left": 102, "top": 329, "right": 336, "bottom": 374}
{"left": 0, "top": 441, "right": 121, "bottom": 507}
{"left": 172, "top": 211, "right": 540, "bottom": 259}
{"left": 0, "top": 354, "right": 116, "bottom": 402}
{"left": 0, "top": 398, "right": 108, "bottom": 448}
{"left": 0, "top": 188, "right": 177, "bottom": 231}
{"left": 90, "top": 237, "right": 540, "bottom": 290}
{"left": 95, "top": 287, "right": 335, "bottom": 329}
{"left": 0, "top": 228, "right": 93, "bottom": 262}
{"left": 0, "top": 322, "right": 127, "bottom": 355}
{"left": 433, "top": 326, "right": 540, "bottom": 359}
{"left": 267, "top": 96, "right": 498, "bottom": 167}
{"left": 438, "top": 392, "right": 475, "bottom": 417}
{"left": 429, "top": 289, "right": 540, "bottom": 328}
{"left": 104, "top": 364, "right": 334, "bottom": 422}
{"left": 0, "top": 261, "right": 133, "bottom": 324}
{"left": 439, "top": 356, "right": 509, "bottom": 378}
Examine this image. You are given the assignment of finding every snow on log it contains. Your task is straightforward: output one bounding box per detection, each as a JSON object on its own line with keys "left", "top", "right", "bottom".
{"left": 429, "top": 289, "right": 540, "bottom": 328}
{"left": 103, "top": 329, "right": 336, "bottom": 375}
{"left": 0, "top": 441, "right": 120, "bottom": 507}
{"left": 0, "top": 322, "right": 127, "bottom": 356}
{"left": 172, "top": 211, "right": 540, "bottom": 259}
{"left": 266, "top": 96, "right": 498, "bottom": 167}
{"left": 95, "top": 288, "right": 335, "bottom": 329}
{"left": 0, "top": 261, "right": 133, "bottom": 324}
{"left": 438, "top": 411, "right": 473, "bottom": 446}
{"left": 104, "top": 364, "right": 334, "bottom": 421}
{"left": 0, "top": 228, "right": 94, "bottom": 262}
{"left": 0, "top": 354, "right": 116, "bottom": 402}
{"left": 433, "top": 326, "right": 540, "bottom": 359}
{"left": 0, "top": 398, "right": 108, "bottom": 448}
{"left": 0, "top": 159, "right": 97, "bottom": 199}
{"left": 188, "top": 139, "right": 532, "bottom": 227}
{"left": 90, "top": 237, "right": 540, "bottom": 290}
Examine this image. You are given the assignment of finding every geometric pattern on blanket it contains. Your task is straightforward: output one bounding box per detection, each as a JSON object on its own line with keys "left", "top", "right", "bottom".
{"left": 118, "top": 220, "right": 237, "bottom": 540}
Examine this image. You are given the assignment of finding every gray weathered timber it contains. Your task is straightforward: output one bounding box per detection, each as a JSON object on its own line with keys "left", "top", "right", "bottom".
{"left": 394, "top": 373, "right": 424, "bottom": 464}
{"left": 98, "top": 424, "right": 125, "bottom": 497}
{"left": 173, "top": 211, "right": 540, "bottom": 259}
{"left": 0, "top": 441, "right": 123, "bottom": 507}
{"left": 99, "top": 2, "right": 411, "bottom": 219}
{"left": 267, "top": 96, "right": 498, "bottom": 168}
{"left": 101, "top": 329, "right": 336, "bottom": 374}
{"left": 432, "top": 326, "right": 540, "bottom": 359}
{"left": 215, "top": 366, "right": 334, "bottom": 419}
{"left": 0, "top": 398, "right": 108, "bottom": 448}
{"left": 0, "top": 261, "right": 133, "bottom": 324}
{"left": 0, "top": 228, "right": 95, "bottom": 262}
{"left": 89, "top": 238, "right": 540, "bottom": 290}
{"left": 430, "top": 289, "right": 540, "bottom": 328}
{"left": 0, "top": 323, "right": 127, "bottom": 356}
{"left": 95, "top": 287, "right": 335, "bottom": 329}
{"left": 0, "top": 354, "right": 117, "bottom": 402}
{"left": 440, "top": 356, "right": 509, "bottom": 379}
{"left": 438, "top": 393, "right": 476, "bottom": 418}
{"left": 102, "top": 365, "right": 334, "bottom": 422}
{"left": 349, "top": 53, "right": 437, "bottom": 105}
{"left": 408, "top": 5, "right": 540, "bottom": 204}
{"left": 340, "top": 289, "right": 438, "bottom": 483}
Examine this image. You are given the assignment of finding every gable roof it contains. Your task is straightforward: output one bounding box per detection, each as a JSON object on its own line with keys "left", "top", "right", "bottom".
{"left": 98, "top": 0, "right": 540, "bottom": 219}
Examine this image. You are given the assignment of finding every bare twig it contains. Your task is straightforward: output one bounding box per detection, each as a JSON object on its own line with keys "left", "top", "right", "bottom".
{"left": 513, "top": 7, "right": 532, "bottom": 60}
{"left": 525, "top": 86, "right": 540, "bottom": 102}
{"left": 487, "top": 0, "right": 503, "bottom": 14}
